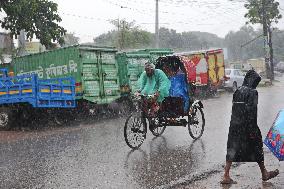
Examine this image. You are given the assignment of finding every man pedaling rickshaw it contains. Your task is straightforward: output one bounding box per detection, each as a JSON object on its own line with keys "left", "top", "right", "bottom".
{"left": 135, "top": 61, "right": 191, "bottom": 118}
{"left": 135, "top": 62, "right": 171, "bottom": 117}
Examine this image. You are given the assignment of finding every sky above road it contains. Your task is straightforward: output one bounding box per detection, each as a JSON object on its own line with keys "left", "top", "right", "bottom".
{"left": 51, "top": 0, "right": 284, "bottom": 43}
{"left": 6, "top": 0, "right": 284, "bottom": 43}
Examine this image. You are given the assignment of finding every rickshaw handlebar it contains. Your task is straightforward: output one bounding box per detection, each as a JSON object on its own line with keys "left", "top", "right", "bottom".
{"left": 133, "top": 93, "right": 156, "bottom": 100}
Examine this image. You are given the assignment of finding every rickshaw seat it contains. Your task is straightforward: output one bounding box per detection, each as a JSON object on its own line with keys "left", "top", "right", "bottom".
{"left": 161, "top": 96, "right": 184, "bottom": 117}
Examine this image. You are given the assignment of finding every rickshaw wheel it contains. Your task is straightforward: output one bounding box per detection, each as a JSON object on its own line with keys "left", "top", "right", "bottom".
{"left": 124, "top": 114, "right": 147, "bottom": 149}
{"left": 188, "top": 106, "right": 205, "bottom": 139}
{"left": 149, "top": 118, "right": 166, "bottom": 137}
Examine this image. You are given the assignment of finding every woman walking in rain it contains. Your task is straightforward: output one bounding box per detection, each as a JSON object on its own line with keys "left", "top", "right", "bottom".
{"left": 221, "top": 70, "right": 279, "bottom": 184}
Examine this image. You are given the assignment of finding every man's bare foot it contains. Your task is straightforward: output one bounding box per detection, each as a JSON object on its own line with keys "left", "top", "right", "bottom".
{"left": 262, "top": 169, "right": 279, "bottom": 181}
{"left": 220, "top": 177, "right": 237, "bottom": 184}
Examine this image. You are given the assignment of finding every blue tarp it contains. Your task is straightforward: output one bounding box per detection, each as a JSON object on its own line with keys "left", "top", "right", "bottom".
{"left": 169, "top": 73, "right": 190, "bottom": 112}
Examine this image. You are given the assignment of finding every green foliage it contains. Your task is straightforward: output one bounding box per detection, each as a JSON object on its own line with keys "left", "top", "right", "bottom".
{"left": 0, "top": 0, "right": 66, "bottom": 48}
{"left": 94, "top": 22, "right": 223, "bottom": 51}
{"left": 272, "top": 30, "right": 284, "bottom": 62}
{"left": 225, "top": 26, "right": 263, "bottom": 61}
{"left": 95, "top": 20, "right": 284, "bottom": 62}
{"left": 224, "top": 25, "right": 284, "bottom": 62}
{"left": 95, "top": 19, "right": 152, "bottom": 49}
{"left": 94, "top": 31, "right": 117, "bottom": 47}
{"left": 244, "top": 0, "right": 282, "bottom": 25}
{"left": 63, "top": 33, "right": 80, "bottom": 47}
{"left": 158, "top": 27, "right": 223, "bottom": 51}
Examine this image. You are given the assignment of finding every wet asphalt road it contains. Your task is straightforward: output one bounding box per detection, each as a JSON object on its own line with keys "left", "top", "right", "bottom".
{"left": 0, "top": 76, "right": 284, "bottom": 189}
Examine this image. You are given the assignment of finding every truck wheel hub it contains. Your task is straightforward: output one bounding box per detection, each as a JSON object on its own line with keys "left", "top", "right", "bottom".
{"left": 0, "top": 113, "right": 8, "bottom": 127}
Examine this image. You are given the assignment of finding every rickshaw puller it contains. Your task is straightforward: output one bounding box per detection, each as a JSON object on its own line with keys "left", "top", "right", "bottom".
{"left": 135, "top": 62, "right": 171, "bottom": 117}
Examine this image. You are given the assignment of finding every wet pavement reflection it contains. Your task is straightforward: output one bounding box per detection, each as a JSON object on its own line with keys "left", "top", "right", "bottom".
{"left": 0, "top": 130, "right": 84, "bottom": 188}
{"left": 0, "top": 118, "right": 210, "bottom": 189}
{"left": 124, "top": 137, "right": 206, "bottom": 188}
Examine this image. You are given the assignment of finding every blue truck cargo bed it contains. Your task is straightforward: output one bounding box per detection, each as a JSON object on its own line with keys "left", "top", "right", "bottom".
{"left": 0, "top": 69, "right": 76, "bottom": 108}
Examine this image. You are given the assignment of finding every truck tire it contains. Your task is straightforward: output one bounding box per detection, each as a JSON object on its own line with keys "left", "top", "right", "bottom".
{"left": 0, "top": 107, "right": 17, "bottom": 130}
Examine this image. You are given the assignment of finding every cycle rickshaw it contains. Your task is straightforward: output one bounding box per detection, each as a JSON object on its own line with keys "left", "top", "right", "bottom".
{"left": 124, "top": 56, "right": 205, "bottom": 149}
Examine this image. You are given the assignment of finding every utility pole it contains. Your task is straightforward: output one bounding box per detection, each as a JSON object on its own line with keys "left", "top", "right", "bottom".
{"left": 121, "top": 20, "right": 125, "bottom": 50}
{"left": 117, "top": 18, "right": 121, "bottom": 50}
{"left": 117, "top": 6, "right": 126, "bottom": 50}
{"left": 262, "top": 0, "right": 271, "bottom": 80}
{"left": 155, "top": 0, "right": 159, "bottom": 48}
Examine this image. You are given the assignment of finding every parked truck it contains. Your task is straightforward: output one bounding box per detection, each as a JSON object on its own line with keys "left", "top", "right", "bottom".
{"left": 13, "top": 45, "right": 120, "bottom": 104}
{"left": 0, "top": 68, "right": 76, "bottom": 129}
{"left": 175, "top": 49, "right": 225, "bottom": 97}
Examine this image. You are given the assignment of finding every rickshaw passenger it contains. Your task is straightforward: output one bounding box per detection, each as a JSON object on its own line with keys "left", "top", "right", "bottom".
{"left": 136, "top": 62, "right": 171, "bottom": 115}
{"left": 169, "top": 71, "right": 190, "bottom": 112}
{"left": 162, "top": 63, "right": 190, "bottom": 113}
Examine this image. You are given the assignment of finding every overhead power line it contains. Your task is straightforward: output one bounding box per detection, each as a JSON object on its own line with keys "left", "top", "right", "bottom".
{"left": 61, "top": 13, "right": 106, "bottom": 21}
{"left": 59, "top": 0, "right": 260, "bottom": 42}
{"left": 61, "top": 12, "right": 232, "bottom": 27}
{"left": 104, "top": 0, "right": 244, "bottom": 19}
{"left": 61, "top": 12, "right": 215, "bottom": 26}
{"left": 241, "top": 34, "right": 263, "bottom": 48}
{"left": 103, "top": 0, "right": 154, "bottom": 15}
{"left": 103, "top": 0, "right": 246, "bottom": 27}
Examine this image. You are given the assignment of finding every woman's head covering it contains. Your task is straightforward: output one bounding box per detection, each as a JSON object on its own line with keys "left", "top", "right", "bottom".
{"left": 145, "top": 62, "right": 155, "bottom": 70}
{"left": 242, "top": 69, "right": 261, "bottom": 89}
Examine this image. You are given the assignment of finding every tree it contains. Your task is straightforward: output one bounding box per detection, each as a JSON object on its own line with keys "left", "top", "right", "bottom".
{"left": 244, "top": 0, "right": 282, "bottom": 25}
{"left": 225, "top": 25, "right": 263, "bottom": 61}
{"left": 0, "top": 0, "right": 66, "bottom": 48}
{"left": 158, "top": 27, "right": 223, "bottom": 51}
{"left": 95, "top": 19, "right": 152, "bottom": 50}
{"left": 94, "top": 31, "right": 117, "bottom": 47}
{"left": 272, "top": 29, "right": 284, "bottom": 62}
{"left": 244, "top": 0, "right": 282, "bottom": 79}
{"left": 62, "top": 33, "right": 80, "bottom": 47}
{"left": 95, "top": 25, "right": 224, "bottom": 51}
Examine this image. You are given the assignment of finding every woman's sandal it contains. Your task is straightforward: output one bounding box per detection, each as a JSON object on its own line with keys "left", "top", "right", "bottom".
{"left": 262, "top": 169, "right": 279, "bottom": 181}
{"left": 220, "top": 178, "right": 237, "bottom": 185}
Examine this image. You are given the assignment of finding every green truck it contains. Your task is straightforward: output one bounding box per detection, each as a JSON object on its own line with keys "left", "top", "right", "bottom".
{"left": 13, "top": 45, "right": 120, "bottom": 105}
